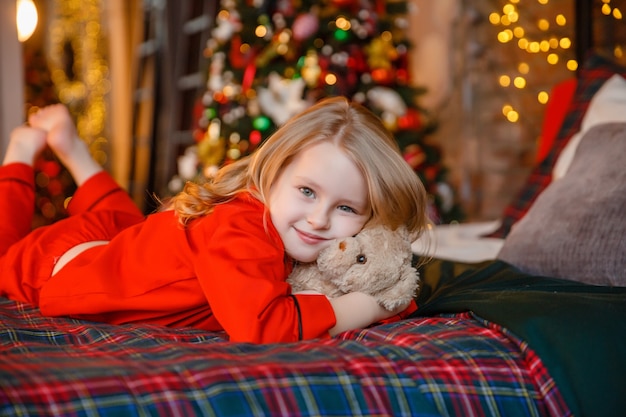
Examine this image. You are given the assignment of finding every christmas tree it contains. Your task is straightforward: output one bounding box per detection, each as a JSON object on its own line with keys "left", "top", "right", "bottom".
{"left": 172, "top": 0, "right": 462, "bottom": 223}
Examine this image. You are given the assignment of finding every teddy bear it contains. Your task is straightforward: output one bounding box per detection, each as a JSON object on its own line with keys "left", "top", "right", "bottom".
{"left": 287, "top": 225, "right": 420, "bottom": 311}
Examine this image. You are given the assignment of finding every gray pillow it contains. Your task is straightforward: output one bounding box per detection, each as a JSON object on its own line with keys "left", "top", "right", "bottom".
{"left": 497, "top": 122, "right": 626, "bottom": 286}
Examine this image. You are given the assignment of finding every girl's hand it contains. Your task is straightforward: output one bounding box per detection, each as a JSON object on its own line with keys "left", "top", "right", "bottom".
{"left": 327, "top": 292, "right": 410, "bottom": 336}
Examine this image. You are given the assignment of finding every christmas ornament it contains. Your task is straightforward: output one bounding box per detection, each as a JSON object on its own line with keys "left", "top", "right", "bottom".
{"left": 403, "top": 144, "right": 426, "bottom": 169}
{"left": 252, "top": 115, "right": 272, "bottom": 131}
{"left": 257, "top": 73, "right": 309, "bottom": 126}
{"left": 365, "top": 36, "right": 397, "bottom": 69}
{"left": 367, "top": 86, "right": 407, "bottom": 117}
{"left": 398, "top": 108, "right": 422, "bottom": 130}
{"left": 292, "top": 12, "right": 319, "bottom": 41}
{"left": 331, "top": 0, "right": 357, "bottom": 7}
{"left": 198, "top": 134, "right": 226, "bottom": 170}
{"left": 211, "top": 7, "right": 242, "bottom": 44}
{"left": 177, "top": 146, "right": 200, "bottom": 180}
{"left": 300, "top": 50, "right": 322, "bottom": 87}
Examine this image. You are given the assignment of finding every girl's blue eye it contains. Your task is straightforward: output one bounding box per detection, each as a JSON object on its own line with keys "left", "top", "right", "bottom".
{"left": 300, "top": 187, "right": 314, "bottom": 198}
{"left": 338, "top": 205, "right": 356, "bottom": 214}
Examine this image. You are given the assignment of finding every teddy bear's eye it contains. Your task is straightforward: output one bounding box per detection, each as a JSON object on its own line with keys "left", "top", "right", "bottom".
{"left": 356, "top": 254, "right": 367, "bottom": 264}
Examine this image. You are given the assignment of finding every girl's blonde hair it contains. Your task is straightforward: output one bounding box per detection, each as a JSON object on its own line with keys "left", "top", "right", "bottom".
{"left": 169, "top": 96, "right": 429, "bottom": 240}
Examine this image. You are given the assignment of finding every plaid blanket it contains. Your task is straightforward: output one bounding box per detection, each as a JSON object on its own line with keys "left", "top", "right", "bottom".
{"left": 0, "top": 296, "right": 570, "bottom": 417}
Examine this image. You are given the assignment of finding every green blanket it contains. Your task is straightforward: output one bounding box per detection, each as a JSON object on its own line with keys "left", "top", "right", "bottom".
{"left": 413, "top": 260, "right": 626, "bottom": 417}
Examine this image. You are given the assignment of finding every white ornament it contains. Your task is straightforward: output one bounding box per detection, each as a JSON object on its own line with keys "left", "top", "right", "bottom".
{"left": 212, "top": 8, "right": 242, "bottom": 43}
{"left": 177, "top": 146, "right": 199, "bottom": 180}
{"left": 436, "top": 182, "right": 455, "bottom": 212}
{"left": 207, "top": 52, "right": 226, "bottom": 93}
{"left": 257, "top": 73, "right": 310, "bottom": 126}
{"left": 367, "top": 87, "right": 407, "bottom": 117}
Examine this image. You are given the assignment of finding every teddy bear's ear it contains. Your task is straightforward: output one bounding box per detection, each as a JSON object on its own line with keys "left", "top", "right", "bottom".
{"left": 394, "top": 225, "right": 414, "bottom": 242}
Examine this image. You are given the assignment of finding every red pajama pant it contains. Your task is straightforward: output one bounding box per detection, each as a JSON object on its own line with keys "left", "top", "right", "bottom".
{"left": 0, "top": 163, "right": 144, "bottom": 306}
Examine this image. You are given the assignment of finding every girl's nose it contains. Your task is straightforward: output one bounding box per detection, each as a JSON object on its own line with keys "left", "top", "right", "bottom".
{"left": 307, "top": 205, "right": 330, "bottom": 230}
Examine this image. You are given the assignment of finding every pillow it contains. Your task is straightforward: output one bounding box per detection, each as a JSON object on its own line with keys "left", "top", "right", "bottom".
{"left": 497, "top": 122, "right": 626, "bottom": 286}
{"left": 553, "top": 73, "right": 626, "bottom": 180}
{"left": 489, "top": 53, "right": 626, "bottom": 238}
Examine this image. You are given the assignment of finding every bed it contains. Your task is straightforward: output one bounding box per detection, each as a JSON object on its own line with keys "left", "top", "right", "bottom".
{"left": 3, "top": 7, "right": 626, "bottom": 417}
{"left": 1, "top": 260, "right": 624, "bottom": 417}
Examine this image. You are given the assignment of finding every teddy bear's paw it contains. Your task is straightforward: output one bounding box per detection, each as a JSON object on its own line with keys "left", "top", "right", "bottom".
{"left": 375, "top": 274, "right": 420, "bottom": 311}
{"left": 378, "top": 295, "right": 413, "bottom": 311}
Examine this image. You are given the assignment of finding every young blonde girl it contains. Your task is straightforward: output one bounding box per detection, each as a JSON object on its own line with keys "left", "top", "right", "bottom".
{"left": 0, "top": 97, "right": 428, "bottom": 344}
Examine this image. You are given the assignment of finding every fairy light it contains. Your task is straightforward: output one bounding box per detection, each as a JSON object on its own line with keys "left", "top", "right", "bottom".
{"left": 489, "top": 1, "right": 579, "bottom": 123}
{"left": 566, "top": 60, "right": 578, "bottom": 71}
{"left": 255, "top": 25, "right": 268, "bottom": 37}
{"left": 518, "top": 38, "right": 529, "bottom": 49}
{"left": 491, "top": 0, "right": 623, "bottom": 126}
{"left": 527, "top": 41, "right": 540, "bottom": 53}
{"left": 599, "top": 0, "right": 624, "bottom": 56}
{"left": 549, "top": 37, "right": 559, "bottom": 49}
{"left": 518, "top": 62, "right": 529, "bottom": 73}
{"left": 547, "top": 53, "right": 559, "bottom": 64}
{"left": 324, "top": 73, "right": 337, "bottom": 85}
{"left": 507, "top": 111, "right": 519, "bottom": 122}
{"left": 502, "top": 103, "right": 519, "bottom": 122}
{"left": 335, "top": 16, "right": 351, "bottom": 31}
{"left": 48, "top": 0, "right": 109, "bottom": 165}
{"left": 498, "top": 30, "right": 513, "bottom": 43}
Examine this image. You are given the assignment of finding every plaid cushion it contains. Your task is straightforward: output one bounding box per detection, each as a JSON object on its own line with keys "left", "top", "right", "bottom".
{"left": 489, "top": 53, "right": 626, "bottom": 238}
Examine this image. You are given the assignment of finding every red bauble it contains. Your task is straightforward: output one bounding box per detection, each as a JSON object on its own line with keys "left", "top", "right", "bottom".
{"left": 331, "top": 0, "right": 357, "bottom": 7}
{"left": 228, "top": 35, "right": 247, "bottom": 69}
{"left": 398, "top": 109, "right": 422, "bottom": 130}
{"left": 403, "top": 144, "right": 425, "bottom": 169}
{"left": 249, "top": 130, "right": 262, "bottom": 146}
{"left": 370, "top": 68, "right": 394, "bottom": 84}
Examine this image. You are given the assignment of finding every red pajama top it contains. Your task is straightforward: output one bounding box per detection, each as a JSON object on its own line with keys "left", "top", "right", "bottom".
{"left": 39, "top": 193, "right": 336, "bottom": 343}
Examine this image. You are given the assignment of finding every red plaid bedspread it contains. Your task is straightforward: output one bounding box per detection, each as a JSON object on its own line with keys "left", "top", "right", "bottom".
{"left": 0, "top": 296, "right": 571, "bottom": 416}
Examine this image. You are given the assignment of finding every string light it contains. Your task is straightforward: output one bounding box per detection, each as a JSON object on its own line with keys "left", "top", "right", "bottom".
{"left": 490, "top": 0, "right": 623, "bottom": 127}
{"left": 48, "top": 0, "right": 109, "bottom": 165}
{"left": 489, "top": 0, "right": 577, "bottom": 124}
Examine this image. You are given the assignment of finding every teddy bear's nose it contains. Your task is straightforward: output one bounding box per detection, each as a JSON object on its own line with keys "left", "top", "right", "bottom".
{"left": 356, "top": 254, "right": 367, "bottom": 264}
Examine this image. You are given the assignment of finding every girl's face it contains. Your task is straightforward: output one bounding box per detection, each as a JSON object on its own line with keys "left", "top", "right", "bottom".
{"left": 268, "top": 141, "right": 370, "bottom": 263}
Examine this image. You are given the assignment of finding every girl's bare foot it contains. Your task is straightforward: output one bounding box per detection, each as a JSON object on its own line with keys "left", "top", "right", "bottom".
{"left": 3, "top": 126, "right": 47, "bottom": 166}
{"left": 28, "top": 104, "right": 103, "bottom": 186}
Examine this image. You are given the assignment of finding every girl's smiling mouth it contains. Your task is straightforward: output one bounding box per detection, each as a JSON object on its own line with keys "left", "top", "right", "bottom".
{"left": 294, "top": 228, "right": 329, "bottom": 245}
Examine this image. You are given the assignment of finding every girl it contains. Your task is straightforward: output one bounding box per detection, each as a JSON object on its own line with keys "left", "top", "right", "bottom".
{"left": 0, "top": 97, "right": 428, "bottom": 344}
